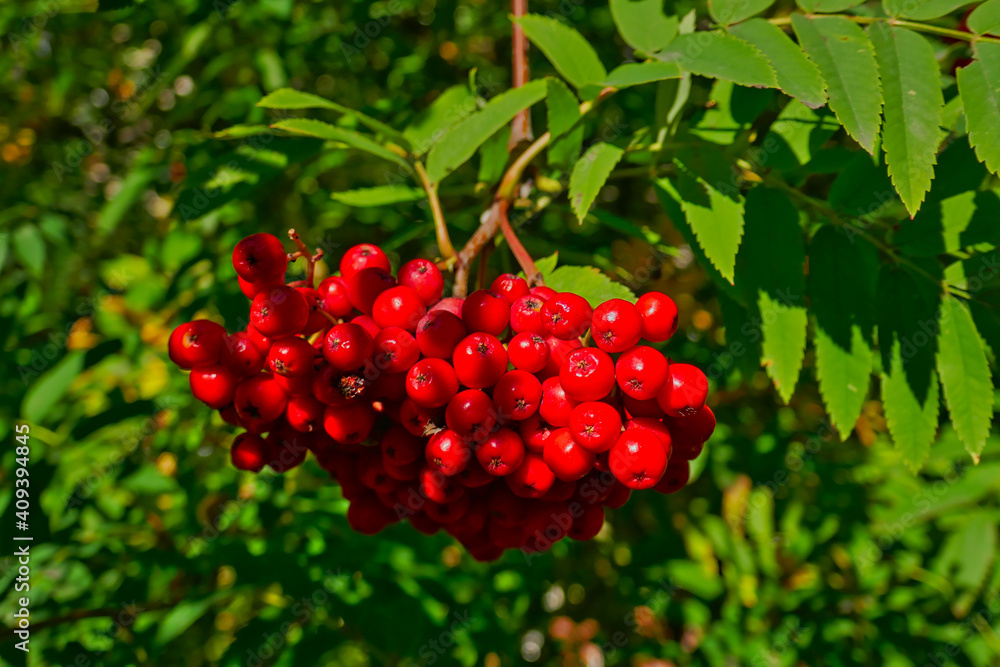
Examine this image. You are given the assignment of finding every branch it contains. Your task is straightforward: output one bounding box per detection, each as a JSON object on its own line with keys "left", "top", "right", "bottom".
{"left": 287, "top": 228, "right": 324, "bottom": 288}
{"left": 509, "top": 0, "right": 533, "bottom": 149}
{"left": 414, "top": 161, "right": 456, "bottom": 260}
{"left": 496, "top": 199, "right": 543, "bottom": 286}
{"left": 768, "top": 14, "right": 1000, "bottom": 46}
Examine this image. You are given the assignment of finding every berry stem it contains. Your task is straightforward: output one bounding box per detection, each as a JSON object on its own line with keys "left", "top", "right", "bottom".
{"left": 414, "top": 160, "right": 456, "bottom": 261}
{"left": 508, "top": 0, "right": 533, "bottom": 150}
{"left": 495, "top": 199, "right": 544, "bottom": 287}
{"left": 287, "top": 229, "right": 324, "bottom": 288}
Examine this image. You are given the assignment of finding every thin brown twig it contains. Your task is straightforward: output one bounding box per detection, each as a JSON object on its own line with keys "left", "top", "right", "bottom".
{"left": 288, "top": 228, "right": 323, "bottom": 288}
{"left": 509, "top": 0, "right": 532, "bottom": 150}
{"left": 414, "top": 161, "right": 456, "bottom": 260}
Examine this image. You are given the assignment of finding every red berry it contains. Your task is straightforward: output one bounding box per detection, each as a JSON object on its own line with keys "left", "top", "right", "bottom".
{"left": 266, "top": 427, "right": 309, "bottom": 473}
{"left": 286, "top": 394, "right": 325, "bottom": 432}
{"left": 568, "top": 401, "right": 622, "bottom": 453}
{"left": 490, "top": 273, "right": 530, "bottom": 304}
{"left": 238, "top": 274, "right": 283, "bottom": 300}
{"left": 398, "top": 258, "right": 444, "bottom": 306}
{"left": 372, "top": 327, "right": 419, "bottom": 374}
{"left": 507, "top": 332, "right": 549, "bottom": 373}
{"left": 625, "top": 417, "right": 672, "bottom": 459}
{"left": 492, "top": 370, "right": 542, "bottom": 422}
{"left": 416, "top": 310, "right": 468, "bottom": 359}
{"left": 609, "top": 429, "right": 668, "bottom": 490}
{"left": 250, "top": 285, "right": 310, "bottom": 338}
{"left": 541, "top": 292, "right": 593, "bottom": 341}
{"left": 429, "top": 296, "right": 464, "bottom": 318}
{"left": 399, "top": 398, "right": 443, "bottom": 436}
{"left": 274, "top": 370, "right": 315, "bottom": 397}
{"left": 351, "top": 314, "right": 381, "bottom": 339}
{"left": 654, "top": 459, "right": 690, "bottom": 494}
{"left": 373, "top": 285, "right": 427, "bottom": 331}
{"left": 531, "top": 285, "right": 557, "bottom": 300}
{"left": 380, "top": 424, "right": 424, "bottom": 465}
{"left": 445, "top": 389, "right": 497, "bottom": 442}
{"left": 317, "top": 276, "right": 354, "bottom": 317}
{"left": 425, "top": 496, "right": 470, "bottom": 523}
{"left": 506, "top": 452, "right": 556, "bottom": 498}
{"left": 189, "top": 365, "right": 238, "bottom": 408}
{"left": 420, "top": 467, "right": 466, "bottom": 503}
{"left": 357, "top": 449, "right": 397, "bottom": 492}
{"left": 231, "top": 433, "right": 269, "bottom": 472}
{"left": 234, "top": 374, "right": 288, "bottom": 428}
{"left": 169, "top": 320, "right": 227, "bottom": 369}
{"left": 425, "top": 429, "right": 472, "bottom": 476}
{"left": 621, "top": 393, "right": 664, "bottom": 419}
{"left": 543, "top": 428, "right": 595, "bottom": 481}
{"left": 452, "top": 333, "right": 508, "bottom": 389}
{"left": 266, "top": 336, "right": 316, "bottom": 377}
{"left": 220, "top": 331, "right": 266, "bottom": 377}
{"left": 462, "top": 289, "right": 510, "bottom": 336}
{"left": 312, "top": 366, "right": 369, "bottom": 406}
{"left": 347, "top": 494, "right": 396, "bottom": 534}
{"left": 369, "top": 370, "right": 407, "bottom": 400}
{"left": 476, "top": 427, "right": 526, "bottom": 476}
{"left": 246, "top": 325, "right": 273, "bottom": 354}
{"left": 541, "top": 336, "right": 581, "bottom": 379}
{"left": 323, "top": 403, "right": 376, "bottom": 444}
{"left": 518, "top": 414, "right": 556, "bottom": 454}
{"left": 510, "top": 295, "right": 546, "bottom": 335}
{"left": 340, "top": 243, "right": 390, "bottom": 281}
{"left": 603, "top": 481, "right": 632, "bottom": 508}
{"left": 539, "top": 377, "right": 579, "bottom": 427}
{"left": 657, "top": 363, "right": 708, "bottom": 418}
{"left": 615, "top": 345, "right": 669, "bottom": 400}
{"left": 456, "top": 460, "right": 495, "bottom": 488}
{"left": 559, "top": 347, "right": 615, "bottom": 402}
{"left": 406, "top": 358, "right": 460, "bottom": 408}
{"left": 636, "top": 292, "right": 679, "bottom": 342}
{"left": 296, "top": 287, "right": 329, "bottom": 335}
{"left": 232, "top": 233, "right": 287, "bottom": 283}
{"left": 323, "top": 323, "right": 374, "bottom": 370}
{"left": 348, "top": 267, "right": 396, "bottom": 314}
{"left": 591, "top": 298, "right": 643, "bottom": 353}
{"left": 664, "top": 405, "right": 715, "bottom": 460}
{"left": 568, "top": 502, "right": 605, "bottom": 541}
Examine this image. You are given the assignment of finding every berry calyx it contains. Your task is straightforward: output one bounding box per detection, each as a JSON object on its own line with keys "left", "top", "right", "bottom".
{"left": 559, "top": 347, "right": 615, "bottom": 402}
{"left": 591, "top": 299, "right": 643, "bottom": 353}
{"left": 615, "top": 345, "right": 669, "bottom": 400}
{"left": 250, "top": 285, "right": 309, "bottom": 338}
{"left": 609, "top": 429, "right": 668, "bottom": 490}
{"left": 541, "top": 292, "right": 593, "bottom": 341}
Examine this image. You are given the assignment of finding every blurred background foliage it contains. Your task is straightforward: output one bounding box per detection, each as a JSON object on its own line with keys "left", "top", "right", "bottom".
{"left": 2, "top": 0, "right": 1000, "bottom": 665}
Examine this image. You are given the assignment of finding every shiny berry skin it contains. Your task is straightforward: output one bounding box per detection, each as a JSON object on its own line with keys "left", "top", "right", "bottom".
{"left": 190, "top": 365, "right": 238, "bottom": 408}
{"left": 541, "top": 292, "right": 593, "bottom": 341}
{"left": 274, "top": 369, "right": 315, "bottom": 397}
{"left": 506, "top": 452, "right": 556, "bottom": 498}
{"left": 420, "top": 467, "right": 466, "bottom": 504}
{"left": 416, "top": 310, "right": 467, "bottom": 359}
{"left": 406, "top": 358, "right": 460, "bottom": 408}
{"left": 398, "top": 258, "right": 444, "bottom": 306}
{"left": 508, "top": 332, "right": 550, "bottom": 373}
{"left": 348, "top": 267, "right": 396, "bottom": 314}
{"left": 665, "top": 405, "right": 714, "bottom": 459}
{"left": 266, "top": 336, "right": 316, "bottom": 377}
{"left": 234, "top": 374, "right": 288, "bottom": 428}
{"left": 238, "top": 274, "right": 281, "bottom": 300}
{"left": 609, "top": 429, "right": 668, "bottom": 490}
{"left": 323, "top": 403, "right": 376, "bottom": 444}
{"left": 232, "top": 233, "right": 288, "bottom": 284}
{"left": 492, "top": 370, "right": 542, "bottom": 422}
{"left": 372, "top": 327, "right": 419, "bottom": 374}
{"left": 559, "top": 347, "right": 615, "bottom": 402}
{"left": 169, "top": 320, "right": 227, "bottom": 369}
{"left": 317, "top": 276, "right": 354, "bottom": 317}
{"left": 246, "top": 325, "right": 273, "bottom": 355}
{"left": 266, "top": 428, "right": 309, "bottom": 473}
{"left": 373, "top": 285, "right": 427, "bottom": 331}
{"left": 231, "top": 433, "right": 269, "bottom": 472}
{"left": 286, "top": 394, "right": 325, "bottom": 432}
{"left": 510, "top": 295, "right": 546, "bottom": 335}
{"left": 531, "top": 285, "right": 557, "bottom": 300}
{"left": 518, "top": 414, "right": 556, "bottom": 454}
{"left": 399, "top": 397, "right": 443, "bottom": 436}
{"left": 312, "top": 366, "right": 368, "bottom": 406}
{"left": 462, "top": 289, "right": 510, "bottom": 336}
{"left": 340, "top": 243, "right": 391, "bottom": 281}
{"left": 622, "top": 394, "right": 664, "bottom": 419}
{"left": 591, "top": 299, "right": 643, "bottom": 353}
{"left": 625, "top": 417, "right": 672, "bottom": 459}
{"left": 490, "top": 273, "right": 530, "bottom": 304}
{"left": 429, "top": 296, "right": 464, "bottom": 318}
{"left": 351, "top": 314, "right": 381, "bottom": 339}
{"left": 569, "top": 401, "right": 622, "bottom": 453}
{"left": 477, "top": 428, "right": 525, "bottom": 476}
{"left": 543, "top": 428, "right": 595, "bottom": 481}
{"left": 568, "top": 502, "right": 605, "bottom": 541}
{"left": 616, "top": 345, "right": 669, "bottom": 400}
{"left": 220, "top": 331, "right": 266, "bottom": 377}
{"left": 636, "top": 292, "right": 679, "bottom": 342}
{"left": 445, "top": 389, "right": 497, "bottom": 442}
{"left": 539, "top": 377, "right": 579, "bottom": 427}
{"left": 250, "top": 285, "right": 310, "bottom": 338}
{"left": 654, "top": 459, "right": 690, "bottom": 494}
{"left": 380, "top": 425, "right": 424, "bottom": 465}
{"left": 425, "top": 429, "right": 472, "bottom": 476}
{"left": 452, "top": 333, "right": 508, "bottom": 389}
{"left": 296, "top": 287, "right": 329, "bottom": 335}
{"left": 323, "top": 323, "right": 374, "bottom": 370}
{"left": 541, "top": 336, "right": 581, "bottom": 379}
{"left": 657, "top": 363, "right": 709, "bottom": 417}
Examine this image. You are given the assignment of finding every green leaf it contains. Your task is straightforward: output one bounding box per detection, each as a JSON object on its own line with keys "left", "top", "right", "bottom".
{"left": 425, "top": 79, "right": 547, "bottom": 182}
{"left": 898, "top": 190, "right": 1000, "bottom": 256}
{"left": 534, "top": 252, "right": 559, "bottom": 277}
{"left": 656, "top": 31, "right": 777, "bottom": 89}
{"left": 547, "top": 78, "right": 583, "bottom": 168}
{"left": 968, "top": 0, "right": 1000, "bottom": 35}
{"left": 569, "top": 143, "right": 625, "bottom": 224}
{"left": 764, "top": 101, "right": 840, "bottom": 169}
{"left": 882, "top": 350, "right": 939, "bottom": 473}
{"left": 12, "top": 225, "right": 46, "bottom": 277}
{"left": 258, "top": 88, "right": 409, "bottom": 148}
{"left": 21, "top": 352, "right": 85, "bottom": 423}
{"left": 798, "top": 0, "right": 865, "bottom": 12}
{"left": 937, "top": 295, "right": 995, "bottom": 463}
{"left": 710, "top": 0, "right": 775, "bottom": 26}
{"left": 403, "top": 84, "right": 477, "bottom": 154}
{"left": 331, "top": 185, "right": 427, "bottom": 207}
{"left": 954, "top": 513, "right": 997, "bottom": 592}
{"left": 884, "top": 0, "right": 975, "bottom": 19}
{"left": 792, "top": 15, "right": 883, "bottom": 154}
{"left": 270, "top": 118, "right": 412, "bottom": 170}
{"left": 478, "top": 125, "right": 511, "bottom": 187}
{"left": 729, "top": 19, "right": 827, "bottom": 109}
{"left": 808, "top": 226, "right": 878, "bottom": 438}
{"left": 543, "top": 265, "right": 635, "bottom": 308}
{"left": 828, "top": 152, "right": 895, "bottom": 214}
{"left": 958, "top": 43, "right": 1000, "bottom": 175}
{"left": 515, "top": 15, "right": 607, "bottom": 89}
{"left": 597, "top": 61, "right": 683, "bottom": 90}
{"left": 736, "top": 188, "right": 807, "bottom": 403}
{"left": 97, "top": 163, "right": 157, "bottom": 237}
{"left": 655, "top": 168, "right": 744, "bottom": 285}
{"left": 155, "top": 598, "right": 215, "bottom": 645}
{"left": 870, "top": 25, "right": 944, "bottom": 216}
{"left": 610, "top": 0, "right": 679, "bottom": 54}
{"left": 212, "top": 124, "right": 271, "bottom": 139}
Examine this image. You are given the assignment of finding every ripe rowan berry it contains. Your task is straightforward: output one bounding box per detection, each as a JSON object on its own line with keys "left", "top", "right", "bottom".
{"left": 380, "top": 424, "right": 424, "bottom": 465}
{"left": 220, "top": 331, "right": 266, "bottom": 377}
{"left": 233, "top": 233, "right": 288, "bottom": 284}
{"left": 246, "top": 325, "right": 274, "bottom": 355}
{"left": 531, "top": 285, "right": 557, "bottom": 301}
{"left": 490, "top": 273, "right": 530, "bottom": 304}
{"left": 657, "top": 363, "right": 709, "bottom": 417}
{"left": 591, "top": 299, "right": 643, "bottom": 353}
{"left": 609, "top": 429, "right": 668, "bottom": 490}
{"left": 190, "top": 365, "right": 238, "bottom": 408}
{"left": 405, "top": 358, "right": 460, "bottom": 408}
{"left": 541, "top": 336, "right": 581, "bottom": 379}
{"left": 445, "top": 389, "right": 497, "bottom": 442}
{"left": 348, "top": 267, "right": 396, "bottom": 314}
{"left": 559, "top": 347, "right": 615, "bottom": 402}
{"left": 635, "top": 291, "right": 679, "bottom": 342}
{"left": 507, "top": 332, "right": 548, "bottom": 373}
{"left": 231, "top": 433, "right": 269, "bottom": 472}
{"left": 296, "top": 286, "right": 329, "bottom": 335}
{"left": 452, "top": 332, "right": 508, "bottom": 389}
{"left": 273, "top": 369, "right": 315, "bottom": 397}
{"left": 518, "top": 414, "right": 556, "bottom": 454}
{"left": 266, "top": 427, "right": 309, "bottom": 473}
{"left": 169, "top": 320, "right": 227, "bottom": 369}
{"left": 602, "top": 481, "right": 632, "bottom": 508}
{"left": 456, "top": 459, "right": 495, "bottom": 488}
{"left": 543, "top": 428, "right": 596, "bottom": 481}
{"left": 416, "top": 310, "right": 467, "bottom": 359}
{"left": 312, "top": 365, "right": 368, "bottom": 406}
{"left": 653, "top": 459, "right": 690, "bottom": 494}
{"left": 510, "top": 295, "right": 546, "bottom": 335}
{"left": 234, "top": 374, "right": 288, "bottom": 428}
{"left": 541, "top": 292, "right": 593, "bottom": 340}
{"left": 539, "top": 377, "right": 579, "bottom": 427}
{"left": 399, "top": 397, "right": 443, "bottom": 436}
{"left": 425, "top": 429, "right": 472, "bottom": 476}
{"left": 462, "top": 289, "right": 510, "bottom": 335}
{"left": 317, "top": 276, "right": 354, "bottom": 317}
{"left": 238, "top": 274, "right": 282, "bottom": 300}
{"left": 625, "top": 417, "right": 672, "bottom": 459}
{"left": 568, "top": 502, "right": 605, "bottom": 541}
{"left": 250, "top": 285, "right": 310, "bottom": 338}
{"left": 615, "top": 345, "right": 669, "bottom": 400}
{"left": 373, "top": 285, "right": 426, "bottom": 331}
{"left": 493, "top": 370, "right": 542, "bottom": 422}
{"left": 324, "top": 403, "right": 376, "bottom": 444}
{"left": 568, "top": 401, "right": 622, "bottom": 453}
{"left": 506, "top": 452, "right": 556, "bottom": 498}
{"left": 267, "top": 336, "right": 316, "bottom": 377}
{"left": 323, "top": 322, "right": 374, "bottom": 370}
{"left": 340, "top": 243, "right": 390, "bottom": 280}
{"left": 372, "top": 327, "right": 420, "bottom": 374}
{"left": 477, "top": 428, "right": 526, "bottom": 476}
{"left": 428, "top": 296, "right": 464, "bottom": 318}
{"left": 398, "top": 258, "right": 445, "bottom": 306}
{"left": 286, "top": 394, "right": 325, "bottom": 432}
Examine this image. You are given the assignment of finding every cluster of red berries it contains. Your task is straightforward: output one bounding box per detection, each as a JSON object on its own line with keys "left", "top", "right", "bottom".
{"left": 168, "top": 233, "right": 714, "bottom": 561}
